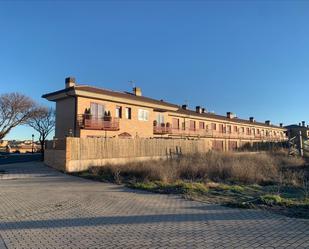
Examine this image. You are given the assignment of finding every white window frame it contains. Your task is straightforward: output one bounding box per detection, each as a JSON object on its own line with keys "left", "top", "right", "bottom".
{"left": 115, "top": 106, "right": 122, "bottom": 118}
{"left": 90, "top": 102, "right": 105, "bottom": 118}
{"left": 138, "top": 109, "right": 149, "bottom": 121}
{"left": 125, "top": 107, "right": 131, "bottom": 119}
{"left": 156, "top": 113, "right": 164, "bottom": 125}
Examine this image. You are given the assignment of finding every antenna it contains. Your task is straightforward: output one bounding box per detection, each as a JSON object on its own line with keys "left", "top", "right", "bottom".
{"left": 128, "top": 80, "right": 136, "bottom": 89}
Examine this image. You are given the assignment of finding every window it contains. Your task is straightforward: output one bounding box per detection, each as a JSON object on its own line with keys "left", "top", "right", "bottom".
{"left": 172, "top": 118, "right": 179, "bottom": 129}
{"left": 246, "top": 128, "right": 250, "bottom": 135}
{"left": 182, "top": 121, "right": 186, "bottom": 130}
{"left": 240, "top": 127, "right": 245, "bottom": 133}
{"left": 115, "top": 106, "right": 122, "bottom": 118}
{"left": 226, "top": 125, "right": 231, "bottom": 133}
{"left": 138, "top": 109, "right": 149, "bottom": 121}
{"left": 90, "top": 102, "right": 105, "bottom": 118}
{"left": 257, "top": 129, "right": 260, "bottom": 135}
{"left": 189, "top": 120, "right": 196, "bottom": 130}
{"left": 199, "top": 121, "right": 205, "bottom": 130}
{"left": 125, "top": 107, "right": 131, "bottom": 119}
{"left": 234, "top": 126, "right": 238, "bottom": 133}
{"left": 156, "top": 113, "right": 165, "bottom": 125}
{"left": 211, "top": 123, "right": 217, "bottom": 130}
{"left": 219, "top": 124, "right": 224, "bottom": 133}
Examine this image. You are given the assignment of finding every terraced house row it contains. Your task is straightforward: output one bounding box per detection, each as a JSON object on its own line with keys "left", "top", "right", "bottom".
{"left": 42, "top": 77, "right": 287, "bottom": 151}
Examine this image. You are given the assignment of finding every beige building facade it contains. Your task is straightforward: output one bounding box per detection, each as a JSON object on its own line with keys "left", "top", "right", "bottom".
{"left": 42, "top": 77, "right": 287, "bottom": 151}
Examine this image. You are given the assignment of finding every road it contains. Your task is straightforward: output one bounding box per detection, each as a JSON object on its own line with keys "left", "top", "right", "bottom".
{"left": 0, "top": 161, "right": 308, "bottom": 248}
{"left": 0, "top": 153, "right": 41, "bottom": 165}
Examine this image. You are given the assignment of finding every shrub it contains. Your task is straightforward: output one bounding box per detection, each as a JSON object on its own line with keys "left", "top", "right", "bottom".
{"left": 260, "top": 194, "right": 282, "bottom": 205}
{"left": 89, "top": 151, "right": 305, "bottom": 186}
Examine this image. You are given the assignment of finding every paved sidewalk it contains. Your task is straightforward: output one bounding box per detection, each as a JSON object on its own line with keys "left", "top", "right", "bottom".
{"left": 0, "top": 162, "right": 308, "bottom": 249}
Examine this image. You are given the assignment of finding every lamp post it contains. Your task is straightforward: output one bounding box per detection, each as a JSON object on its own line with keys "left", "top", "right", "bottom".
{"left": 31, "top": 134, "right": 34, "bottom": 154}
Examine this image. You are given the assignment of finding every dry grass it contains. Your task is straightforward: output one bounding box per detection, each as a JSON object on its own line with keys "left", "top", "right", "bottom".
{"left": 89, "top": 150, "right": 305, "bottom": 186}
{"left": 78, "top": 151, "right": 309, "bottom": 218}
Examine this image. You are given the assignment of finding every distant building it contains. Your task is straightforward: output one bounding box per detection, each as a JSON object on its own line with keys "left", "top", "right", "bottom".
{"left": 42, "top": 77, "right": 287, "bottom": 151}
{"left": 285, "top": 122, "right": 309, "bottom": 140}
{"left": 0, "top": 140, "right": 9, "bottom": 153}
{"left": 0, "top": 140, "right": 39, "bottom": 154}
{"left": 0, "top": 140, "right": 8, "bottom": 147}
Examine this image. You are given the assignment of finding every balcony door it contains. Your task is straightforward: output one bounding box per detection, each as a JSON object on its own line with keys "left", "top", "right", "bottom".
{"left": 189, "top": 120, "right": 196, "bottom": 131}
{"left": 90, "top": 102, "right": 105, "bottom": 119}
{"left": 172, "top": 118, "right": 179, "bottom": 130}
{"left": 156, "top": 113, "right": 165, "bottom": 126}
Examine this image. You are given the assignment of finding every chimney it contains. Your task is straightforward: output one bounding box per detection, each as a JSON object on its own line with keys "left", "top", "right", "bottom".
{"left": 133, "top": 87, "right": 142, "bottom": 96}
{"left": 201, "top": 108, "right": 206, "bottom": 113}
{"left": 302, "top": 121, "right": 305, "bottom": 127}
{"left": 249, "top": 117, "right": 255, "bottom": 122}
{"left": 65, "top": 77, "right": 76, "bottom": 88}
{"left": 280, "top": 123, "right": 283, "bottom": 127}
{"left": 227, "top": 112, "right": 236, "bottom": 119}
{"left": 299, "top": 123, "right": 302, "bottom": 126}
{"left": 182, "top": 104, "right": 187, "bottom": 110}
{"left": 265, "top": 120, "right": 271, "bottom": 125}
{"left": 196, "top": 106, "right": 202, "bottom": 113}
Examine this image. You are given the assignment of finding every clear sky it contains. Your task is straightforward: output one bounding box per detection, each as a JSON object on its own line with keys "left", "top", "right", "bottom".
{"left": 0, "top": 1, "right": 308, "bottom": 140}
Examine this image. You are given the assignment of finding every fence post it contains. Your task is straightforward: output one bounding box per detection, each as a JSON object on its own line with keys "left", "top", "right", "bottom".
{"left": 288, "top": 130, "right": 292, "bottom": 156}
{"left": 299, "top": 131, "right": 304, "bottom": 157}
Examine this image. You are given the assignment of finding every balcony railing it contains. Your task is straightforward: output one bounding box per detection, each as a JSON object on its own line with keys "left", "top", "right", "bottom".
{"left": 77, "top": 114, "right": 120, "bottom": 131}
{"left": 153, "top": 124, "right": 286, "bottom": 141}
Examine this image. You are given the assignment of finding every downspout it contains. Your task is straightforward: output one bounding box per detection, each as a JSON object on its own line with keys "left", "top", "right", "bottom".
{"left": 65, "top": 92, "right": 77, "bottom": 137}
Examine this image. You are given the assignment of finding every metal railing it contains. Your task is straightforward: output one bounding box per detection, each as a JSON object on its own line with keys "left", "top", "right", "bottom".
{"left": 77, "top": 114, "right": 120, "bottom": 131}
{"left": 153, "top": 125, "right": 286, "bottom": 141}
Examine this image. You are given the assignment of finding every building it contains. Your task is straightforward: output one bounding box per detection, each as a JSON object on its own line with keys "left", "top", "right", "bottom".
{"left": 6, "top": 140, "right": 39, "bottom": 154}
{"left": 42, "top": 77, "right": 287, "bottom": 151}
{"left": 0, "top": 140, "right": 39, "bottom": 154}
{"left": 285, "top": 122, "right": 309, "bottom": 140}
{"left": 0, "top": 140, "right": 8, "bottom": 153}
{"left": 0, "top": 140, "right": 8, "bottom": 148}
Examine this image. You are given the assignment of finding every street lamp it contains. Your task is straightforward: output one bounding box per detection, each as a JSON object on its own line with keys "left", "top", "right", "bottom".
{"left": 32, "top": 134, "right": 34, "bottom": 154}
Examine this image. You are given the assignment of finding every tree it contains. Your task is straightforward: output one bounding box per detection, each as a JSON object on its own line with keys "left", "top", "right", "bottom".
{"left": 27, "top": 106, "right": 55, "bottom": 158}
{"left": 0, "top": 93, "right": 36, "bottom": 140}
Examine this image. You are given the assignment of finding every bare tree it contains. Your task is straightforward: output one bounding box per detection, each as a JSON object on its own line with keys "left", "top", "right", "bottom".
{"left": 0, "top": 93, "right": 36, "bottom": 140}
{"left": 27, "top": 106, "right": 55, "bottom": 158}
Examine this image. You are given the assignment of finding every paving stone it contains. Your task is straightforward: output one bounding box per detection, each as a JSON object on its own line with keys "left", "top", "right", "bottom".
{"left": 0, "top": 162, "right": 308, "bottom": 248}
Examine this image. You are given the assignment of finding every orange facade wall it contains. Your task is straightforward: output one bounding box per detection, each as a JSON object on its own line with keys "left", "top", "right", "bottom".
{"left": 76, "top": 96, "right": 155, "bottom": 138}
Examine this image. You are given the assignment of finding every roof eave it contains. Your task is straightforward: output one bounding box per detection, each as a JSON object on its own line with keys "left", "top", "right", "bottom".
{"left": 74, "top": 89, "right": 179, "bottom": 111}
{"left": 42, "top": 88, "right": 76, "bottom": 101}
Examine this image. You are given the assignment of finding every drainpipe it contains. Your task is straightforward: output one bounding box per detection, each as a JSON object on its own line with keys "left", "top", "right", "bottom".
{"left": 65, "top": 93, "right": 77, "bottom": 137}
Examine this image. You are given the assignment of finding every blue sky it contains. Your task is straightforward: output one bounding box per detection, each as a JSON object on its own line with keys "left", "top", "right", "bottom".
{"left": 0, "top": 1, "right": 308, "bottom": 140}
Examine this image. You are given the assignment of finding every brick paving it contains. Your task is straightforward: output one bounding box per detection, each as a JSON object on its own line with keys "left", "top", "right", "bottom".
{"left": 0, "top": 162, "right": 308, "bottom": 249}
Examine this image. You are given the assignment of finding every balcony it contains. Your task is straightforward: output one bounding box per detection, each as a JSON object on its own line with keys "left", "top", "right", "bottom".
{"left": 153, "top": 123, "right": 287, "bottom": 141}
{"left": 77, "top": 114, "right": 120, "bottom": 131}
{"left": 153, "top": 125, "right": 212, "bottom": 137}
